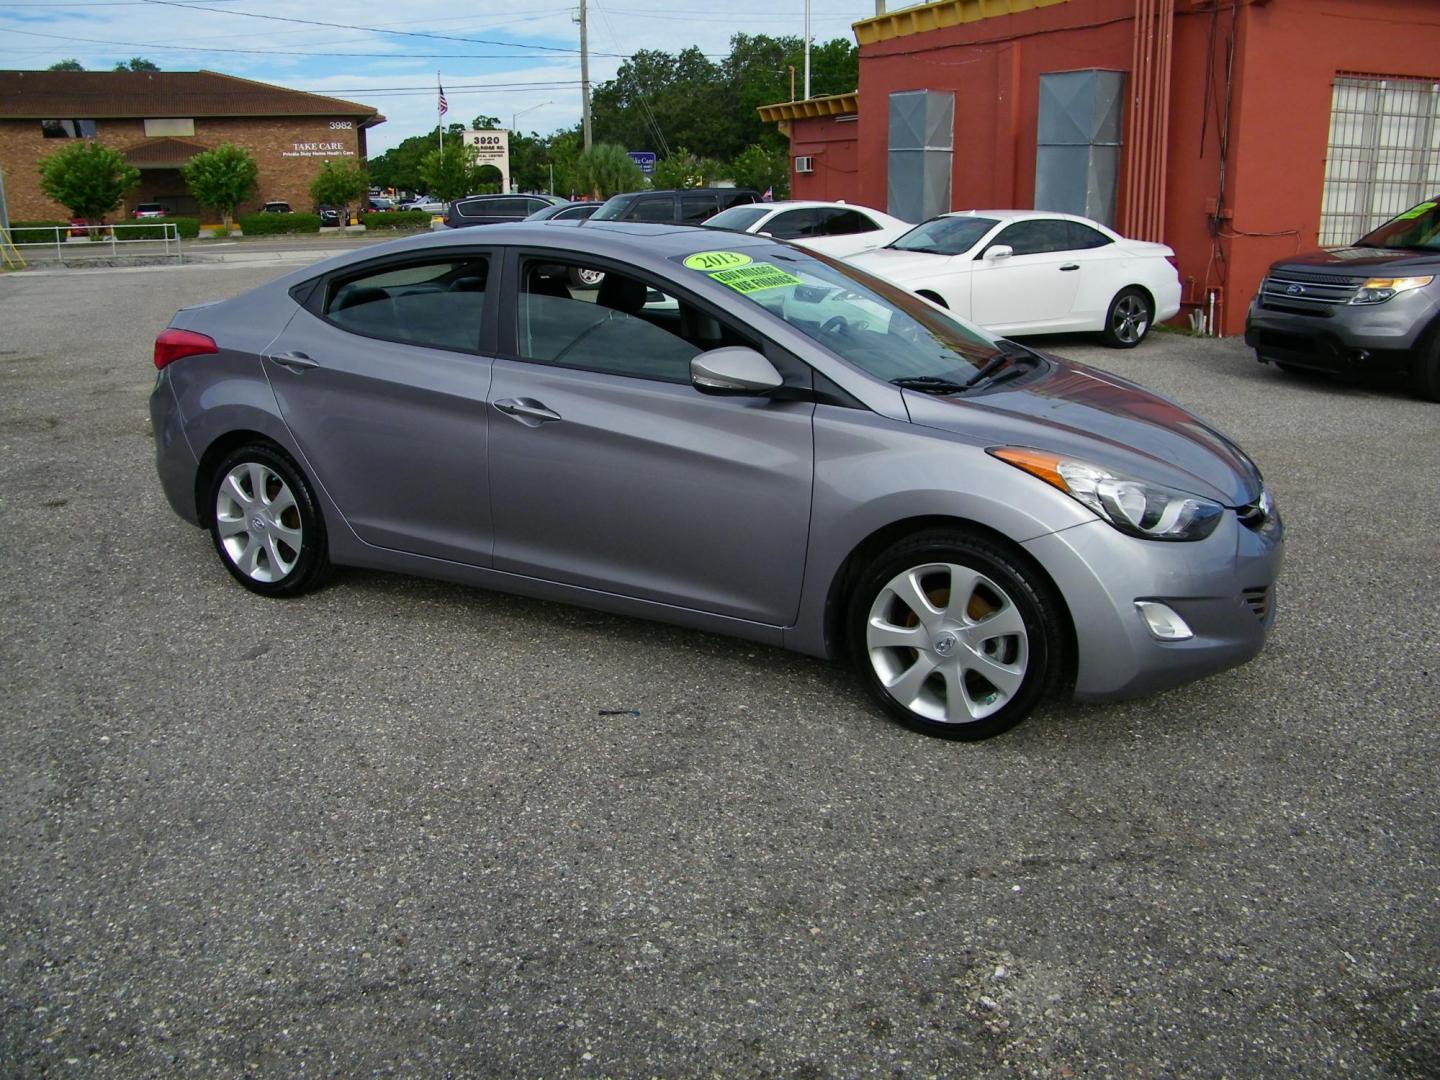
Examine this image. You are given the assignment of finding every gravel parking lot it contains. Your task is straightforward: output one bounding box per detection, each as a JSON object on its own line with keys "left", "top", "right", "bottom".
{"left": 2, "top": 261, "right": 1437, "bottom": 1077}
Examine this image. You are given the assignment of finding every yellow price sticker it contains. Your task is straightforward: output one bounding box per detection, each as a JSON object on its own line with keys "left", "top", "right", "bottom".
{"left": 683, "top": 250, "right": 753, "bottom": 271}
{"left": 1396, "top": 201, "right": 1436, "bottom": 221}
{"left": 707, "top": 262, "right": 804, "bottom": 294}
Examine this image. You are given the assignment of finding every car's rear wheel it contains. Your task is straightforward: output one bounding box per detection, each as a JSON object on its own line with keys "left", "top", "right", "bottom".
{"left": 570, "top": 267, "right": 606, "bottom": 288}
{"left": 208, "top": 444, "right": 330, "bottom": 597}
{"left": 1101, "top": 287, "right": 1152, "bottom": 348}
{"left": 847, "top": 530, "right": 1064, "bottom": 740}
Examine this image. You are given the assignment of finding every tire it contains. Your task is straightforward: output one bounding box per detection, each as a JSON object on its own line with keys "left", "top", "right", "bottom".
{"left": 846, "top": 529, "right": 1065, "bottom": 740}
{"left": 570, "top": 266, "right": 606, "bottom": 288}
{"left": 1413, "top": 333, "right": 1440, "bottom": 402}
{"left": 1101, "top": 287, "right": 1153, "bottom": 348}
{"left": 207, "top": 443, "right": 330, "bottom": 597}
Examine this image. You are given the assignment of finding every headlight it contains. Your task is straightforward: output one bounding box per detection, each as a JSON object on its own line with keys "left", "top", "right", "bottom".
{"left": 1350, "top": 275, "right": 1433, "bottom": 305}
{"left": 988, "top": 447, "right": 1225, "bottom": 541}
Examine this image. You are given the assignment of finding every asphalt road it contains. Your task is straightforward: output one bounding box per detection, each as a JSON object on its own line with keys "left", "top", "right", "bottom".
{"left": 1, "top": 263, "right": 1437, "bottom": 1078}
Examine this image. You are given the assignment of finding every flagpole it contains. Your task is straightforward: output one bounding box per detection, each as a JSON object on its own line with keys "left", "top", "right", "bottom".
{"left": 438, "top": 71, "right": 444, "bottom": 153}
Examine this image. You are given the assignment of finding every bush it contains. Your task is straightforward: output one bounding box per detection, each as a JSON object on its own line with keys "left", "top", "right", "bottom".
{"left": 360, "top": 210, "right": 431, "bottom": 230}
{"left": 8, "top": 220, "right": 69, "bottom": 243}
{"left": 125, "top": 216, "right": 200, "bottom": 239}
{"left": 236, "top": 212, "right": 321, "bottom": 236}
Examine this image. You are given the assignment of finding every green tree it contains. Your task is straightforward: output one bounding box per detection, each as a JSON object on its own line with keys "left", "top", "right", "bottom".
{"left": 728, "top": 144, "right": 789, "bottom": 198}
{"left": 47, "top": 59, "right": 84, "bottom": 71}
{"left": 651, "top": 147, "right": 716, "bottom": 190}
{"left": 181, "top": 143, "right": 257, "bottom": 232}
{"left": 114, "top": 57, "right": 159, "bottom": 71}
{"left": 309, "top": 159, "right": 370, "bottom": 221}
{"left": 37, "top": 141, "right": 139, "bottom": 222}
{"left": 574, "top": 143, "right": 645, "bottom": 199}
{"left": 417, "top": 143, "right": 496, "bottom": 202}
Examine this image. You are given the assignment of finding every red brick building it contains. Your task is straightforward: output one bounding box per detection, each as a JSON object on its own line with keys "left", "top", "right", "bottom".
{"left": 761, "top": 0, "right": 1439, "bottom": 335}
{"left": 0, "top": 69, "right": 383, "bottom": 220}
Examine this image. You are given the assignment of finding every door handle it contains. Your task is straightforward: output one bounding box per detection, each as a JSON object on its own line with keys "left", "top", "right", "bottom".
{"left": 266, "top": 350, "right": 320, "bottom": 371}
{"left": 494, "top": 397, "right": 561, "bottom": 425}
{"left": 1059, "top": 264, "right": 1080, "bottom": 272}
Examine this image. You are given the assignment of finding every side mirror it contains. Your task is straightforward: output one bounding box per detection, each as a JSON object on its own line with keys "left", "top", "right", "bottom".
{"left": 983, "top": 244, "right": 1014, "bottom": 261}
{"left": 691, "top": 347, "right": 784, "bottom": 396}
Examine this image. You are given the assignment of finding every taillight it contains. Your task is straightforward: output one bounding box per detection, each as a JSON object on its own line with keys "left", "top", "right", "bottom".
{"left": 153, "top": 328, "right": 218, "bottom": 370}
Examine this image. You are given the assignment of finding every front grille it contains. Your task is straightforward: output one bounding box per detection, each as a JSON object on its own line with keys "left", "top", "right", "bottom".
{"left": 1242, "top": 586, "right": 1271, "bottom": 620}
{"left": 1258, "top": 268, "right": 1363, "bottom": 312}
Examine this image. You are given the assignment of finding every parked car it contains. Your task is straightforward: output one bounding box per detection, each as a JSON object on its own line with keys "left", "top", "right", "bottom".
{"left": 848, "top": 210, "right": 1182, "bottom": 348}
{"left": 704, "top": 200, "right": 912, "bottom": 258}
{"left": 1245, "top": 196, "right": 1440, "bottom": 400}
{"left": 317, "top": 205, "right": 342, "bottom": 227}
{"left": 589, "top": 188, "right": 761, "bottom": 226}
{"left": 149, "top": 222, "right": 1282, "bottom": 740}
{"left": 259, "top": 202, "right": 294, "bottom": 214}
{"left": 401, "top": 198, "right": 446, "bottom": 214}
{"left": 525, "top": 200, "right": 603, "bottom": 224}
{"left": 130, "top": 203, "right": 167, "bottom": 219}
{"left": 444, "top": 194, "right": 566, "bottom": 229}
{"left": 363, "top": 197, "right": 395, "bottom": 213}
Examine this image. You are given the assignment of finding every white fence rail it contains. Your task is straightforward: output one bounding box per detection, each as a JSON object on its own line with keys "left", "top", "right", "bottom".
{"left": 9, "top": 221, "right": 184, "bottom": 264}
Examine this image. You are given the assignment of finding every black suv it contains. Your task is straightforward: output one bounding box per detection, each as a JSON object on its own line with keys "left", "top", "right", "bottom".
{"left": 1246, "top": 197, "right": 1440, "bottom": 400}
{"left": 444, "top": 194, "right": 566, "bottom": 229}
{"left": 589, "top": 188, "right": 762, "bottom": 226}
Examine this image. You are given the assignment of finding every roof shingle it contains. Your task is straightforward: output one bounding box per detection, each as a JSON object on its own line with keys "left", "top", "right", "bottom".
{"left": 0, "top": 69, "right": 382, "bottom": 125}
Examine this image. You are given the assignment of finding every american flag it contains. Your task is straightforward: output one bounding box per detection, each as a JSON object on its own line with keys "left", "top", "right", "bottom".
{"left": 438, "top": 83, "right": 448, "bottom": 116}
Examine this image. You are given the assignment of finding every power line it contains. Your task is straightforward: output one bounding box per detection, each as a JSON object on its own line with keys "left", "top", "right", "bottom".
{"left": 0, "top": 25, "right": 584, "bottom": 59}
{"left": 135, "top": 0, "right": 627, "bottom": 56}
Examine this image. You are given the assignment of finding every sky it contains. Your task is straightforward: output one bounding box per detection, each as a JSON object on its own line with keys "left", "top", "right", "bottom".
{"left": 0, "top": 0, "right": 878, "bottom": 155}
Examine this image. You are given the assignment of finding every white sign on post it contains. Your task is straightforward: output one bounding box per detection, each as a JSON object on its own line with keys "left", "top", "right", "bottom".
{"left": 461, "top": 130, "right": 511, "bottom": 193}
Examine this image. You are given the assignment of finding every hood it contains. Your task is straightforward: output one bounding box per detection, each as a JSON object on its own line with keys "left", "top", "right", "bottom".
{"left": 847, "top": 247, "right": 955, "bottom": 282}
{"left": 904, "top": 359, "right": 1262, "bottom": 506}
{"left": 1271, "top": 246, "right": 1440, "bottom": 274}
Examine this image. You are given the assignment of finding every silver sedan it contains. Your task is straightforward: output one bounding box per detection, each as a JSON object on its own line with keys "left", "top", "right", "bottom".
{"left": 150, "top": 224, "right": 1282, "bottom": 739}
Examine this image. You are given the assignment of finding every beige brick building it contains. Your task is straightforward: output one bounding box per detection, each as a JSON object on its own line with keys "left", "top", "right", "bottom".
{"left": 0, "top": 69, "right": 383, "bottom": 220}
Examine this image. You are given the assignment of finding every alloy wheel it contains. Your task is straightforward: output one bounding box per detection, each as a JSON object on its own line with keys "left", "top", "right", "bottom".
{"left": 214, "top": 462, "right": 304, "bottom": 583}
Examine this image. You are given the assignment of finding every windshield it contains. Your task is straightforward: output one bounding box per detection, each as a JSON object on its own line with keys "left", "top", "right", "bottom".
{"left": 589, "top": 196, "right": 631, "bottom": 222}
{"left": 890, "top": 215, "right": 998, "bottom": 255}
{"left": 1355, "top": 199, "right": 1440, "bottom": 251}
{"left": 673, "top": 246, "right": 1010, "bottom": 384}
{"left": 704, "top": 206, "right": 771, "bottom": 232}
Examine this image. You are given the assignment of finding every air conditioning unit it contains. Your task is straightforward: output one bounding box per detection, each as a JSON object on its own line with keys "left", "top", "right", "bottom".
{"left": 794, "top": 156, "right": 814, "bottom": 174}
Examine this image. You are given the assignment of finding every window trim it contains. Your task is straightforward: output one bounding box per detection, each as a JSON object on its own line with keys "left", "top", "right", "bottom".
{"left": 308, "top": 250, "right": 499, "bottom": 357}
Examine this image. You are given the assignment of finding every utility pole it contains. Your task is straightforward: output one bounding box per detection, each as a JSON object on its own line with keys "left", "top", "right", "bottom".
{"left": 803, "top": 0, "right": 811, "bottom": 100}
{"left": 580, "top": 0, "right": 593, "bottom": 151}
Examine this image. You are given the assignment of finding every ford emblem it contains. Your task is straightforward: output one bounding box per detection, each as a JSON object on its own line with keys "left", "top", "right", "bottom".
{"left": 1286, "top": 283, "right": 1305, "bottom": 296}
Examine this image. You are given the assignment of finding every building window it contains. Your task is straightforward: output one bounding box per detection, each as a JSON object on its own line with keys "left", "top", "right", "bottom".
{"left": 144, "top": 118, "right": 195, "bottom": 137}
{"left": 41, "top": 119, "right": 97, "bottom": 138}
{"left": 1321, "top": 74, "right": 1440, "bottom": 245}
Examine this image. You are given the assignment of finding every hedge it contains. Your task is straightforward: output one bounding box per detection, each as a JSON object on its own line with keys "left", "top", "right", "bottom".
{"left": 236, "top": 212, "right": 322, "bottom": 236}
{"left": 6, "top": 217, "right": 198, "bottom": 241}
{"left": 361, "top": 210, "right": 432, "bottom": 230}
{"left": 127, "top": 216, "right": 200, "bottom": 239}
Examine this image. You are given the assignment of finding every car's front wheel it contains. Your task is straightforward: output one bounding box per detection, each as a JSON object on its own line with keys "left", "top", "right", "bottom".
{"left": 847, "top": 530, "right": 1064, "bottom": 740}
{"left": 1101, "top": 287, "right": 1153, "bottom": 348}
{"left": 208, "top": 444, "right": 330, "bottom": 597}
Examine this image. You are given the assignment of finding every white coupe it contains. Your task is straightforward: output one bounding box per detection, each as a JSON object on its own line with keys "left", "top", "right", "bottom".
{"left": 702, "top": 200, "right": 913, "bottom": 259}
{"left": 847, "top": 210, "right": 1182, "bottom": 347}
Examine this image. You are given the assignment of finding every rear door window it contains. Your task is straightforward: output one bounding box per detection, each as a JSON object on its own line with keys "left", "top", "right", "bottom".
{"left": 680, "top": 192, "right": 721, "bottom": 224}
{"left": 323, "top": 257, "right": 492, "bottom": 353}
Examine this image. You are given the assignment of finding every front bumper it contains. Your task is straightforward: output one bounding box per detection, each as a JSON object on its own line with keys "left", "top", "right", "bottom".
{"left": 1245, "top": 290, "right": 1438, "bottom": 376}
{"left": 1024, "top": 509, "right": 1284, "bottom": 702}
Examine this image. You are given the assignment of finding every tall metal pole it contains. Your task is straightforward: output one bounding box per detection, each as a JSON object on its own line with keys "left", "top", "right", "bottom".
{"left": 803, "top": 0, "right": 811, "bottom": 100}
{"left": 580, "top": 0, "right": 593, "bottom": 151}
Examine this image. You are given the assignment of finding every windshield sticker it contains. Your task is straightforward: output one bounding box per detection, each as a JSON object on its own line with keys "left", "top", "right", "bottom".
{"left": 707, "top": 262, "right": 803, "bottom": 294}
{"left": 683, "top": 250, "right": 752, "bottom": 271}
{"left": 1395, "top": 201, "right": 1435, "bottom": 221}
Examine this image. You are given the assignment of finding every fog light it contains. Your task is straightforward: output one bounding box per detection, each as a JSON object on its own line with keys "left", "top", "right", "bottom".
{"left": 1136, "top": 601, "right": 1193, "bottom": 641}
